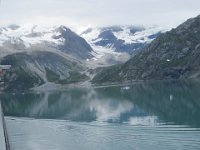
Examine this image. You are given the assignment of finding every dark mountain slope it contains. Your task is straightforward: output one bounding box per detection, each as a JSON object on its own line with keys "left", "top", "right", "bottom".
{"left": 57, "top": 26, "right": 93, "bottom": 59}
{"left": 92, "top": 15, "right": 200, "bottom": 84}
{"left": 1, "top": 51, "right": 89, "bottom": 91}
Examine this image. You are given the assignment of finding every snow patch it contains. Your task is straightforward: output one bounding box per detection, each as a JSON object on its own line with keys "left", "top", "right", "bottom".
{"left": 0, "top": 25, "right": 65, "bottom": 48}
{"left": 113, "top": 26, "right": 168, "bottom": 44}
{"left": 80, "top": 25, "right": 170, "bottom": 65}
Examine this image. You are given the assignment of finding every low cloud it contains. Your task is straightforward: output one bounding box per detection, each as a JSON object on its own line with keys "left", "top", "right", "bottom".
{"left": 0, "top": 0, "right": 199, "bottom": 28}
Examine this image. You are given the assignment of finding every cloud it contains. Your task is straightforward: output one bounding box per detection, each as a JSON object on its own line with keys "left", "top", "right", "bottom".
{"left": 0, "top": 0, "right": 199, "bottom": 28}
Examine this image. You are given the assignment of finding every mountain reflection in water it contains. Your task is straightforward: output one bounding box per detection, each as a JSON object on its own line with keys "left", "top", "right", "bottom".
{"left": 2, "top": 80, "right": 200, "bottom": 127}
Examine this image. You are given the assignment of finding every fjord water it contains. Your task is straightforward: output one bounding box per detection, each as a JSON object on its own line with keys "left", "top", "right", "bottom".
{"left": 1, "top": 81, "right": 200, "bottom": 150}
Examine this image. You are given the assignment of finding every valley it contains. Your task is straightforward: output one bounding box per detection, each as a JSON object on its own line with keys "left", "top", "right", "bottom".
{"left": 0, "top": 24, "right": 164, "bottom": 90}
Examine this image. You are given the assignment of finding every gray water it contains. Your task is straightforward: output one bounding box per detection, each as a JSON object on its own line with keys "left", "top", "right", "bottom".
{"left": 1, "top": 81, "right": 200, "bottom": 150}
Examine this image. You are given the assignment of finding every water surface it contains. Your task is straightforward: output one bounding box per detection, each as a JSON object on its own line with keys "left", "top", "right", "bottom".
{"left": 2, "top": 81, "right": 200, "bottom": 150}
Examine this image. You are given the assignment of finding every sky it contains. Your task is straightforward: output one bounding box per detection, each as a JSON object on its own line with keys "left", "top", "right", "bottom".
{"left": 0, "top": 0, "right": 200, "bottom": 29}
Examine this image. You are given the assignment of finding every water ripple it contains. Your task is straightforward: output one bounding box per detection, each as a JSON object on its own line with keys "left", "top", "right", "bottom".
{"left": 5, "top": 117, "right": 200, "bottom": 150}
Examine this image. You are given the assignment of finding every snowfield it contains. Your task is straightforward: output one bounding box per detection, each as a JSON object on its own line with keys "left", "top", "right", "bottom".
{"left": 0, "top": 25, "right": 64, "bottom": 48}
{"left": 0, "top": 24, "right": 169, "bottom": 67}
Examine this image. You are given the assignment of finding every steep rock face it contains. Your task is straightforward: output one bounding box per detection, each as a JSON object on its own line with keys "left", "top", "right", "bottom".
{"left": 1, "top": 51, "right": 89, "bottom": 91}
{"left": 92, "top": 15, "right": 200, "bottom": 84}
{"left": 57, "top": 26, "right": 93, "bottom": 59}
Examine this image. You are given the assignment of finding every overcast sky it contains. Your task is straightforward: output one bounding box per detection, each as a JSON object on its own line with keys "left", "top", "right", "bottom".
{"left": 0, "top": 0, "right": 199, "bottom": 29}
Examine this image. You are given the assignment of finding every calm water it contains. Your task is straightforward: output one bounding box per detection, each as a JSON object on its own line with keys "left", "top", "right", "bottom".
{"left": 1, "top": 81, "right": 200, "bottom": 150}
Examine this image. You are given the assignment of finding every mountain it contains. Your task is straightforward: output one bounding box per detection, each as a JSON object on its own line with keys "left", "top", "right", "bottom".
{"left": 1, "top": 51, "right": 89, "bottom": 91}
{"left": 92, "top": 15, "right": 200, "bottom": 84}
{"left": 58, "top": 26, "right": 93, "bottom": 59}
{"left": 0, "top": 24, "right": 167, "bottom": 65}
{"left": 0, "top": 25, "right": 93, "bottom": 60}
{"left": 80, "top": 25, "right": 167, "bottom": 66}
{"left": 81, "top": 25, "right": 166, "bottom": 55}
{"left": 0, "top": 25, "right": 94, "bottom": 91}
{"left": 0, "top": 24, "right": 168, "bottom": 90}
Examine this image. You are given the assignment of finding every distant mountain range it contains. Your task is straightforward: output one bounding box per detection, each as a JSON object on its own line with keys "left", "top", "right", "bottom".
{"left": 92, "top": 15, "right": 200, "bottom": 84}
{"left": 80, "top": 26, "right": 167, "bottom": 64}
{"left": 0, "top": 24, "right": 164, "bottom": 90}
{"left": 81, "top": 25, "right": 166, "bottom": 53}
{"left": 1, "top": 15, "right": 200, "bottom": 91}
{"left": 0, "top": 24, "right": 165, "bottom": 63}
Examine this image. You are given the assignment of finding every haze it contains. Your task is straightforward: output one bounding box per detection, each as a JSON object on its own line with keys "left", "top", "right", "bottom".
{"left": 0, "top": 0, "right": 200, "bottom": 28}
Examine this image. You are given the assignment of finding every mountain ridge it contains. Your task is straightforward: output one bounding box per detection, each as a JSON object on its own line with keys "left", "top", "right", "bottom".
{"left": 92, "top": 15, "right": 200, "bottom": 84}
{"left": 0, "top": 24, "right": 169, "bottom": 90}
{"left": 0, "top": 25, "right": 93, "bottom": 60}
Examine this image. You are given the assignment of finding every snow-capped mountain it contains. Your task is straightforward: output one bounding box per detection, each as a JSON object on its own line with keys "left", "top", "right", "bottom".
{"left": 80, "top": 25, "right": 169, "bottom": 63}
{"left": 0, "top": 24, "right": 93, "bottom": 60}
{"left": 0, "top": 24, "right": 63, "bottom": 48}
{"left": 0, "top": 24, "right": 93, "bottom": 91}
{"left": 0, "top": 24, "right": 169, "bottom": 90}
{"left": 0, "top": 24, "right": 168, "bottom": 63}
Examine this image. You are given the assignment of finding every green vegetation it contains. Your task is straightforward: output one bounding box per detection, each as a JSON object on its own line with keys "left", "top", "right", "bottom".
{"left": 45, "top": 67, "right": 60, "bottom": 82}
{"left": 59, "top": 71, "right": 89, "bottom": 84}
{"left": 46, "top": 67, "right": 90, "bottom": 84}
{"left": 4, "top": 67, "right": 44, "bottom": 91}
{"left": 92, "top": 65, "right": 122, "bottom": 84}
